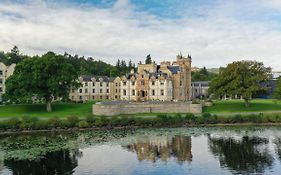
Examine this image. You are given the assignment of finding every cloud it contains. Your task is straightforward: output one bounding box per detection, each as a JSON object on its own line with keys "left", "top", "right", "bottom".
{"left": 0, "top": 0, "right": 281, "bottom": 70}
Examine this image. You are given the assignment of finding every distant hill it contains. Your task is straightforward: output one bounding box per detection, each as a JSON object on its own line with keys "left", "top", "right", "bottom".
{"left": 207, "top": 68, "right": 220, "bottom": 74}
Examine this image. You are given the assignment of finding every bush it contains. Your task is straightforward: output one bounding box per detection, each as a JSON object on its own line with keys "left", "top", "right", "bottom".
{"left": 5, "top": 118, "right": 21, "bottom": 129}
{"left": 20, "top": 116, "right": 38, "bottom": 129}
{"left": 47, "top": 117, "right": 62, "bottom": 128}
{"left": 202, "top": 113, "right": 217, "bottom": 124}
{"left": 86, "top": 115, "right": 95, "bottom": 124}
{"left": 66, "top": 116, "right": 79, "bottom": 127}
{"left": 78, "top": 121, "right": 89, "bottom": 128}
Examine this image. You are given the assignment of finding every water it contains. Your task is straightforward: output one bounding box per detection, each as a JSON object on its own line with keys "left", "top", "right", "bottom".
{"left": 1, "top": 127, "right": 281, "bottom": 175}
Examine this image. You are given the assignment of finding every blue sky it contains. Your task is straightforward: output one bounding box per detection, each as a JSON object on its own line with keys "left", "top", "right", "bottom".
{"left": 1, "top": 0, "right": 281, "bottom": 69}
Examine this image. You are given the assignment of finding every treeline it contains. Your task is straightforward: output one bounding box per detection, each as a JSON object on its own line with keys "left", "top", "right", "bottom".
{"left": 192, "top": 67, "right": 217, "bottom": 81}
{"left": 0, "top": 46, "right": 136, "bottom": 77}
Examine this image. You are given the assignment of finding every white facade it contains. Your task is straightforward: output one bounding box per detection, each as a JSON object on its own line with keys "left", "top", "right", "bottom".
{"left": 69, "top": 76, "right": 113, "bottom": 102}
{"left": 0, "top": 63, "right": 16, "bottom": 102}
{"left": 191, "top": 81, "right": 210, "bottom": 99}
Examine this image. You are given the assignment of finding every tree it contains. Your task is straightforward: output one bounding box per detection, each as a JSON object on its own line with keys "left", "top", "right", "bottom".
{"left": 4, "top": 52, "right": 80, "bottom": 112}
{"left": 209, "top": 61, "right": 272, "bottom": 107}
{"left": 273, "top": 76, "right": 281, "bottom": 99}
{"left": 145, "top": 54, "right": 152, "bottom": 64}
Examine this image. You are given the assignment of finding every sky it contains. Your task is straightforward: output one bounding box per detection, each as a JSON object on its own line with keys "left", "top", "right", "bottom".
{"left": 0, "top": 0, "right": 281, "bottom": 70}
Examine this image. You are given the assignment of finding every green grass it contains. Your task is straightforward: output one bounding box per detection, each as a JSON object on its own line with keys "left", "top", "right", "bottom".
{"left": 204, "top": 99, "right": 281, "bottom": 114}
{"left": 0, "top": 102, "right": 94, "bottom": 118}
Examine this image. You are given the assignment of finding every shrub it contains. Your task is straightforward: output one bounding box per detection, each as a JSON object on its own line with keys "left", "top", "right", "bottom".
{"left": 66, "top": 116, "right": 79, "bottom": 127}
{"left": 20, "top": 116, "right": 38, "bottom": 129}
{"left": 5, "top": 118, "right": 21, "bottom": 129}
{"left": 78, "top": 121, "right": 89, "bottom": 128}
{"left": 86, "top": 115, "right": 95, "bottom": 124}
{"left": 231, "top": 114, "right": 244, "bottom": 123}
{"left": 47, "top": 117, "right": 62, "bottom": 128}
{"left": 202, "top": 113, "right": 217, "bottom": 124}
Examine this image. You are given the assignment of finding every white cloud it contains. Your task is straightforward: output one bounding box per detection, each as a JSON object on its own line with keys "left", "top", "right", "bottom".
{"left": 0, "top": 0, "right": 281, "bottom": 70}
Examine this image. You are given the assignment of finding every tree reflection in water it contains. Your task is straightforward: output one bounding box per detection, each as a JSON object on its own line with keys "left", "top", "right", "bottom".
{"left": 123, "top": 135, "right": 192, "bottom": 164}
{"left": 208, "top": 135, "right": 273, "bottom": 174}
{"left": 4, "top": 149, "right": 82, "bottom": 175}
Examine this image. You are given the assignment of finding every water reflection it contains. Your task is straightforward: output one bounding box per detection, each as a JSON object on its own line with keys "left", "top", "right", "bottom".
{"left": 4, "top": 149, "right": 81, "bottom": 175}
{"left": 123, "top": 135, "right": 192, "bottom": 163}
{"left": 208, "top": 135, "right": 273, "bottom": 174}
{"left": 1, "top": 128, "right": 281, "bottom": 174}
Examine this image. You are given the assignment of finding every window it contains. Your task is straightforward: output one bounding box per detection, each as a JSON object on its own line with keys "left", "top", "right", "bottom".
{"left": 141, "top": 80, "right": 144, "bottom": 85}
{"left": 180, "top": 81, "right": 182, "bottom": 86}
{"left": 161, "top": 89, "right": 164, "bottom": 96}
{"left": 107, "top": 83, "right": 109, "bottom": 87}
{"left": 152, "top": 89, "right": 155, "bottom": 96}
{"left": 107, "top": 89, "right": 109, "bottom": 93}
{"left": 115, "top": 95, "right": 118, "bottom": 99}
{"left": 123, "top": 90, "right": 126, "bottom": 95}
{"left": 0, "top": 70, "right": 2, "bottom": 76}
{"left": 123, "top": 82, "right": 126, "bottom": 86}
{"left": 71, "top": 96, "right": 74, "bottom": 100}
{"left": 93, "top": 96, "right": 95, "bottom": 99}
{"left": 132, "top": 90, "right": 135, "bottom": 96}
{"left": 132, "top": 82, "right": 135, "bottom": 86}
{"left": 93, "top": 89, "right": 95, "bottom": 93}
{"left": 72, "top": 89, "right": 75, "bottom": 93}
{"left": 152, "top": 81, "right": 155, "bottom": 86}
{"left": 115, "top": 89, "right": 118, "bottom": 93}
{"left": 79, "top": 89, "right": 82, "bottom": 93}
{"left": 85, "top": 82, "right": 88, "bottom": 86}
{"left": 79, "top": 96, "right": 82, "bottom": 100}
{"left": 115, "top": 83, "right": 118, "bottom": 86}
{"left": 100, "top": 82, "right": 103, "bottom": 86}
{"left": 0, "top": 87, "right": 2, "bottom": 92}
{"left": 85, "top": 88, "right": 88, "bottom": 93}
{"left": 100, "top": 89, "right": 102, "bottom": 93}
{"left": 106, "top": 96, "right": 109, "bottom": 99}
{"left": 142, "top": 75, "right": 144, "bottom": 78}
{"left": 100, "top": 96, "right": 102, "bottom": 99}
{"left": 93, "top": 82, "right": 95, "bottom": 86}
{"left": 160, "top": 81, "right": 164, "bottom": 85}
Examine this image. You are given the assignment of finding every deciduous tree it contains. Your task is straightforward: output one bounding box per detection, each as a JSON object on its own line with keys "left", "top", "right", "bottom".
{"left": 209, "top": 61, "right": 272, "bottom": 107}
{"left": 4, "top": 52, "right": 80, "bottom": 112}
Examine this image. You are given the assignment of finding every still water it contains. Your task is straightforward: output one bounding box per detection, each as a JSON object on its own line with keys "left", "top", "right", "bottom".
{"left": 1, "top": 127, "right": 281, "bottom": 175}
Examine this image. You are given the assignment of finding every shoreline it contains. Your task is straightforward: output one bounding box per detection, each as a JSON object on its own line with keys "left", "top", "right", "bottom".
{"left": 1, "top": 122, "right": 281, "bottom": 136}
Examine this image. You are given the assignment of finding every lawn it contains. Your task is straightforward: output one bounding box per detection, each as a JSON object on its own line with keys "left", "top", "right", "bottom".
{"left": 0, "top": 102, "right": 94, "bottom": 118}
{"left": 204, "top": 99, "right": 281, "bottom": 114}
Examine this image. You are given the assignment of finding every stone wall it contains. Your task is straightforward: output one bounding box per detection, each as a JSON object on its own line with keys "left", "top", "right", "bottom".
{"left": 92, "top": 101, "right": 202, "bottom": 116}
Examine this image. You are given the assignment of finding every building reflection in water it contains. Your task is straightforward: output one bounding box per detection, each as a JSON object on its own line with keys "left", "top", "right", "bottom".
{"left": 208, "top": 135, "right": 273, "bottom": 174}
{"left": 123, "top": 135, "right": 192, "bottom": 164}
{"left": 4, "top": 149, "right": 82, "bottom": 175}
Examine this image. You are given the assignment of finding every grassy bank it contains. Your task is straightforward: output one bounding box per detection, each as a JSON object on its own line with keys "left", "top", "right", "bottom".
{"left": 0, "top": 102, "right": 94, "bottom": 118}
{"left": 204, "top": 99, "right": 281, "bottom": 114}
{"left": 1, "top": 112, "right": 281, "bottom": 132}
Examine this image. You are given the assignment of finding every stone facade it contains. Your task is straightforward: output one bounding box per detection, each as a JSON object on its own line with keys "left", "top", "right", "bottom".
{"left": 93, "top": 101, "right": 202, "bottom": 116}
{"left": 70, "top": 53, "right": 192, "bottom": 102}
{"left": 0, "top": 62, "right": 16, "bottom": 102}
{"left": 69, "top": 75, "right": 118, "bottom": 102}
{"left": 191, "top": 81, "right": 210, "bottom": 99}
{"left": 120, "top": 54, "right": 192, "bottom": 101}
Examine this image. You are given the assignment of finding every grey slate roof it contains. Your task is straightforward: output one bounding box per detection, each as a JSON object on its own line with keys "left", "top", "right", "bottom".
{"left": 81, "top": 75, "right": 114, "bottom": 82}
{"left": 167, "top": 66, "right": 180, "bottom": 74}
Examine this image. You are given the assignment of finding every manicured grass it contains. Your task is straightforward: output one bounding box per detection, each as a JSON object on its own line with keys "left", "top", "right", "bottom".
{"left": 204, "top": 99, "right": 281, "bottom": 114}
{"left": 0, "top": 102, "right": 94, "bottom": 118}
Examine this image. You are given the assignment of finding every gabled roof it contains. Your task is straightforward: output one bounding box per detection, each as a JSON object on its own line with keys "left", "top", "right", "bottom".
{"left": 80, "top": 75, "right": 112, "bottom": 82}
